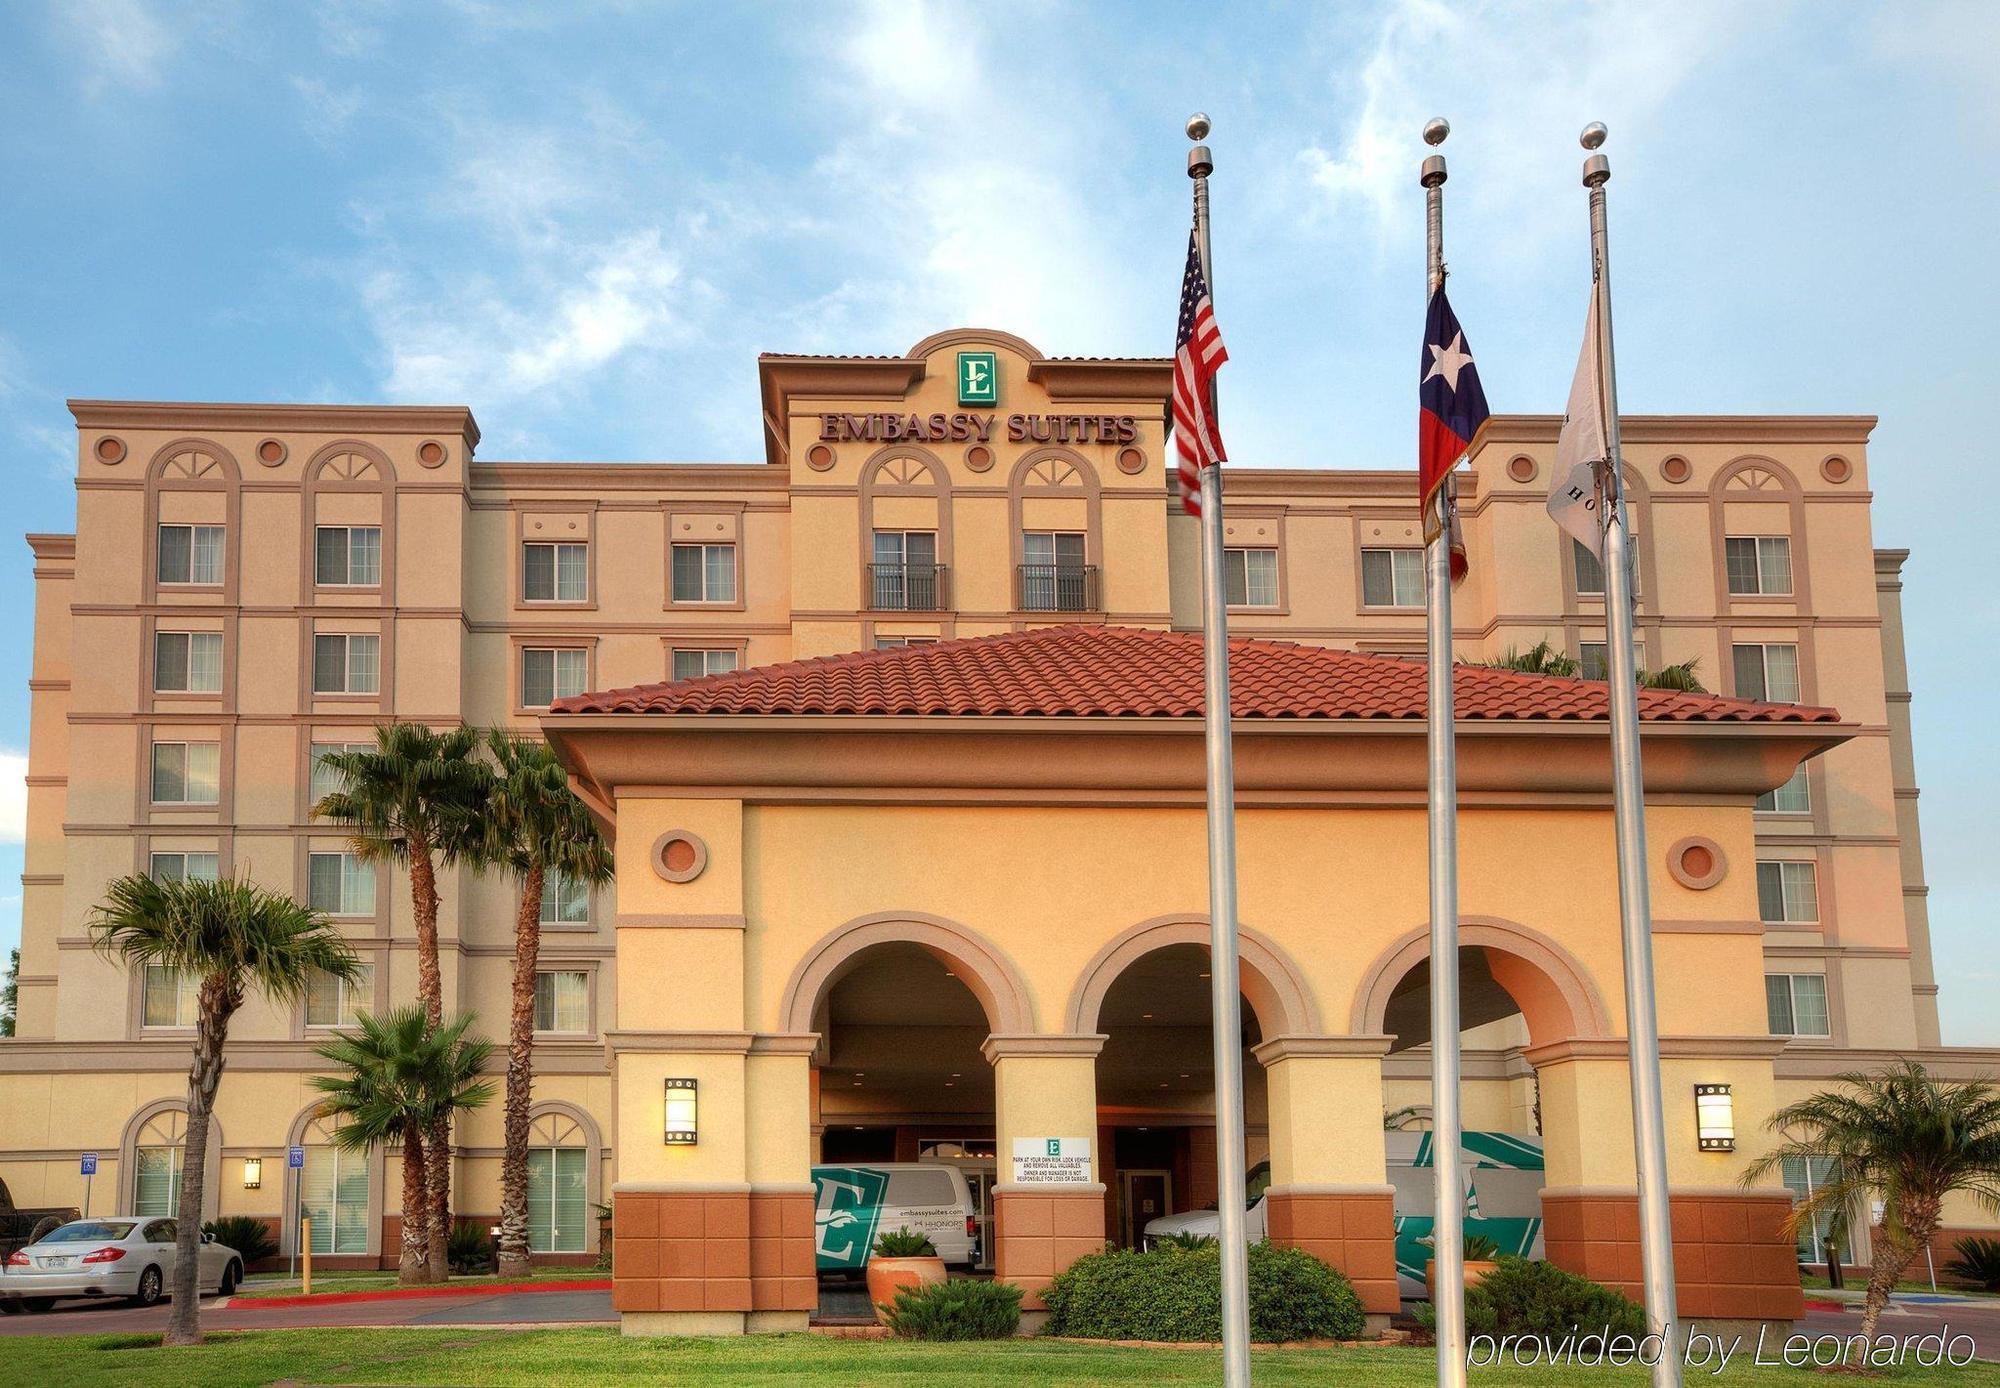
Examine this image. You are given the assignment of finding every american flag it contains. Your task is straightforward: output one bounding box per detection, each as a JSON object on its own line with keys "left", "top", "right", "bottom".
{"left": 1172, "top": 227, "right": 1228, "bottom": 517}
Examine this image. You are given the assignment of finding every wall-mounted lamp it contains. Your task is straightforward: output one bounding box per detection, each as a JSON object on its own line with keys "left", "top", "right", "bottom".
{"left": 664, "top": 1078, "right": 699, "bottom": 1145}
{"left": 242, "top": 1156, "right": 263, "bottom": 1189}
{"left": 1694, "top": 1084, "right": 1735, "bottom": 1152}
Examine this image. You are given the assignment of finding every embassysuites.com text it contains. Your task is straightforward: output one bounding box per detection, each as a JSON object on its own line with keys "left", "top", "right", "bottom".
{"left": 1467, "top": 1325, "right": 1977, "bottom": 1373}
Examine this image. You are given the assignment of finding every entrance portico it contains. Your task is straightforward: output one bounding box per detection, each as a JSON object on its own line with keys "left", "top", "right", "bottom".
{"left": 544, "top": 624, "right": 1845, "bottom": 1335}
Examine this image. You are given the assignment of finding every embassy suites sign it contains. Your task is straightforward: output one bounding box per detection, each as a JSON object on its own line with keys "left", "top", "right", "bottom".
{"left": 815, "top": 412, "right": 1140, "bottom": 446}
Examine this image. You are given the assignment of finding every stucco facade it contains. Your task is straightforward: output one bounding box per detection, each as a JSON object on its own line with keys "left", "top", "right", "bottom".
{"left": 0, "top": 328, "right": 1989, "bottom": 1325}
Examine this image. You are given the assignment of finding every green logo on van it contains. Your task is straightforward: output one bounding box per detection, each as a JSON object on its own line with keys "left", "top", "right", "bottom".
{"left": 957, "top": 351, "right": 998, "bottom": 405}
{"left": 812, "top": 1166, "right": 890, "bottom": 1270}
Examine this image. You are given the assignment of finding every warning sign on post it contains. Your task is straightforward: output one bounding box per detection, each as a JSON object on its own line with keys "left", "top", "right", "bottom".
{"left": 1011, "top": 1136, "right": 1092, "bottom": 1185}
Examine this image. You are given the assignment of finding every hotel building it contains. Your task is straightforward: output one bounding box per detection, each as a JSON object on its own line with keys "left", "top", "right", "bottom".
{"left": 1, "top": 327, "right": 1991, "bottom": 1333}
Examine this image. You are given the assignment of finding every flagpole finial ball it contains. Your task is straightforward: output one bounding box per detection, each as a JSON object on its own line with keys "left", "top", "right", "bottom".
{"left": 1580, "top": 122, "right": 1608, "bottom": 151}
{"left": 1186, "top": 113, "right": 1211, "bottom": 142}
{"left": 1422, "top": 117, "right": 1450, "bottom": 147}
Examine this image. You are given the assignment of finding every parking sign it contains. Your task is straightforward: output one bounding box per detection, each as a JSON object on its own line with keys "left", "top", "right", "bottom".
{"left": 79, "top": 1152, "right": 98, "bottom": 1176}
{"left": 288, "top": 1145, "right": 305, "bottom": 1170}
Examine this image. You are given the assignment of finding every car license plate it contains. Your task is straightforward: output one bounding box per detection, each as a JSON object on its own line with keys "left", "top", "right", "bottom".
{"left": 41, "top": 1256, "right": 71, "bottom": 1268}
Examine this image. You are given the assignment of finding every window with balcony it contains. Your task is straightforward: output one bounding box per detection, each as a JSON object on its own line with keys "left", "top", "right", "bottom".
{"left": 313, "top": 634, "right": 380, "bottom": 695}
{"left": 1224, "top": 548, "right": 1279, "bottom": 608}
{"left": 524, "top": 542, "right": 588, "bottom": 603}
{"left": 870, "top": 531, "right": 945, "bottom": 610}
{"left": 670, "top": 648, "right": 738, "bottom": 681}
{"left": 151, "top": 742, "right": 220, "bottom": 805}
{"left": 154, "top": 632, "right": 223, "bottom": 693}
{"left": 1726, "top": 536, "right": 1793, "bottom": 596}
{"left": 1733, "top": 643, "right": 1801, "bottom": 703}
{"left": 309, "top": 852, "right": 376, "bottom": 916}
{"left": 157, "top": 525, "right": 224, "bottom": 586}
{"left": 1766, "top": 973, "right": 1830, "bottom": 1037}
{"left": 149, "top": 851, "right": 219, "bottom": 883}
{"left": 1755, "top": 766, "right": 1811, "bottom": 814}
{"left": 1757, "top": 859, "right": 1820, "bottom": 924}
{"left": 670, "top": 543, "right": 736, "bottom": 603}
{"left": 1360, "top": 547, "right": 1423, "bottom": 608}
{"left": 522, "top": 648, "right": 589, "bottom": 708}
{"left": 1020, "top": 531, "right": 1093, "bottom": 612}
{"left": 534, "top": 970, "right": 590, "bottom": 1034}
{"left": 316, "top": 526, "right": 382, "bottom": 587}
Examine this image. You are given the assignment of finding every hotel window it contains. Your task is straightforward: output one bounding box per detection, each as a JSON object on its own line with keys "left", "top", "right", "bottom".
{"left": 301, "top": 1113, "right": 370, "bottom": 1254}
{"left": 875, "top": 637, "right": 938, "bottom": 650}
{"left": 149, "top": 851, "right": 219, "bottom": 883}
{"left": 670, "top": 543, "right": 736, "bottom": 603}
{"left": 1766, "top": 973, "right": 1831, "bottom": 1037}
{"left": 151, "top": 742, "right": 220, "bottom": 805}
{"left": 1021, "top": 531, "right": 1091, "bottom": 612}
{"left": 527, "top": 1120, "right": 589, "bottom": 1253}
{"left": 1757, "top": 860, "right": 1820, "bottom": 924}
{"left": 871, "top": 531, "right": 941, "bottom": 610}
{"left": 1780, "top": 1155, "right": 1842, "bottom": 1260}
{"left": 1360, "top": 547, "right": 1424, "bottom": 608}
{"left": 142, "top": 965, "right": 200, "bottom": 1028}
{"left": 157, "top": 524, "right": 224, "bottom": 586}
{"left": 540, "top": 874, "right": 591, "bottom": 928}
{"left": 305, "top": 964, "right": 373, "bottom": 1029}
{"left": 131, "top": 1111, "right": 188, "bottom": 1216}
{"left": 153, "top": 631, "right": 223, "bottom": 694}
{"left": 309, "top": 851, "right": 376, "bottom": 916}
{"left": 315, "top": 526, "right": 382, "bottom": 587}
{"left": 522, "top": 647, "right": 589, "bottom": 708}
{"left": 1572, "top": 537, "right": 1639, "bottom": 598}
{"left": 1225, "top": 548, "right": 1279, "bottom": 608}
{"left": 524, "top": 541, "right": 588, "bottom": 603}
{"left": 1756, "top": 766, "right": 1812, "bottom": 814}
{"left": 313, "top": 633, "right": 380, "bottom": 695}
{"left": 1733, "top": 643, "right": 1801, "bottom": 703}
{"left": 1726, "top": 536, "right": 1793, "bottom": 596}
{"left": 310, "top": 742, "right": 372, "bottom": 808}
{"left": 534, "top": 969, "right": 590, "bottom": 1034}
{"left": 671, "top": 648, "right": 738, "bottom": 681}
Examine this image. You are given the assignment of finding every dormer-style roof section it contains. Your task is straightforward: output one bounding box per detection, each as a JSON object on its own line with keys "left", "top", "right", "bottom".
{"left": 549, "top": 624, "right": 1841, "bottom": 724}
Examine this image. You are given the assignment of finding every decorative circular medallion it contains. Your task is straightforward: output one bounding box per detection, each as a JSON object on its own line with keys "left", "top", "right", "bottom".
{"left": 651, "top": 831, "right": 709, "bottom": 884}
{"left": 1820, "top": 455, "right": 1852, "bottom": 485}
{"left": 1116, "top": 446, "right": 1146, "bottom": 476}
{"left": 1665, "top": 835, "right": 1727, "bottom": 891}
{"left": 1660, "top": 455, "right": 1693, "bottom": 485}
{"left": 256, "top": 438, "right": 288, "bottom": 467}
{"left": 807, "top": 443, "right": 835, "bottom": 472}
{"left": 93, "top": 436, "right": 127, "bottom": 465}
{"left": 1505, "top": 455, "right": 1537, "bottom": 484}
{"left": 964, "top": 444, "right": 993, "bottom": 473}
{"left": 417, "top": 439, "right": 448, "bottom": 469}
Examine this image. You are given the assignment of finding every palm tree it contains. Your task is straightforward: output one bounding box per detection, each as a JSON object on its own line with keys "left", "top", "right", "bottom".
{"left": 1637, "top": 658, "right": 1706, "bottom": 692}
{"left": 1478, "top": 640, "right": 1581, "bottom": 679}
{"left": 1743, "top": 1060, "right": 2000, "bottom": 1343}
{"left": 478, "top": 733, "right": 614, "bottom": 1279}
{"left": 89, "top": 875, "right": 359, "bottom": 1345}
{"left": 315, "top": 723, "right": 490, "bottom": 1279}
{"left": 310, "top": 1007, "right": 495, "bottom": 1286}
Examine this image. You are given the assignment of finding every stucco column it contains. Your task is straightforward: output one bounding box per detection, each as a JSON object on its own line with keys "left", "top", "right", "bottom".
{"left": 1531, "top": 1038, "right": 1801, "bottom": 1330}
{"left": 983, "top": 1034, "right": 1107, "bottom": 1312}
{"left": 1252, "top": 1035, "right": 1400, "bottom": 1323}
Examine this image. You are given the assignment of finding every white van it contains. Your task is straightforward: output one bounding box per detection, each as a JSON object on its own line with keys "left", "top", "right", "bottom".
{"left": 811, "top": 1163, "right": 979, "bottom": 1271}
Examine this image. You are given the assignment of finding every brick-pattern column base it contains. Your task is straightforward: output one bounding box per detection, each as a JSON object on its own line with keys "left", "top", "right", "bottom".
{"left": 1265, "top": 1189, "right": 1399, "bottom": 1315}
{"left": 1542, "top": 1190, "right": 1803, "bottom": 1323}
{"left": 748, "top": 1188, "right": 817, "bottom": 1314}
{"left": 612, "top": 1189, "right": 753, "bottom": 1318}
{"left": 994, "top": 1186, "right": 1106, "bottom": 1307}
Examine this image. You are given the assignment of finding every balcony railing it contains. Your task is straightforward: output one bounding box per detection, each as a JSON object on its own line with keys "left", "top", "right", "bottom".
{"left": 868, "top": 563, "right": 950, "bottom": 611}
{"left": 1017, "top": 564, "right": 1099, "bottom": 613}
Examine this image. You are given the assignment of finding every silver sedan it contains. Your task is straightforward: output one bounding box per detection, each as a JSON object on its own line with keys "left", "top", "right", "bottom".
{"left": 1, "top": 1218, "right": 242, "bottom": 1312}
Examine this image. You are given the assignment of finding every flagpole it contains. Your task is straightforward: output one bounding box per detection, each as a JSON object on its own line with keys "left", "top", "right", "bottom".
{"left": 1581, "top": 120, "right": 1683, "bottom": 1387}
{"left": 1187, "top": 111, "right": 1252, "bottom": 1388}
{"left": 1420, "top": 115, "right": 1468, "bottom": 1388}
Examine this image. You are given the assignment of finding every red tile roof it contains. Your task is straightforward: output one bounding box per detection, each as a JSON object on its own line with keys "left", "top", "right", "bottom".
{"left": 548, "top": 626, "right": 1839, "bottom": 724}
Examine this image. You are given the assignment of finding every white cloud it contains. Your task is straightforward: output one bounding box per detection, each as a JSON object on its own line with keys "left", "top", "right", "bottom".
{"left": 56, "top": 0, "right": 179, "bottom": 95}
{"left": 0, "top": 753, "right": 26, "bottom": 845}
{"left": 291, "top": 75, "right": 364, "bottom": 149}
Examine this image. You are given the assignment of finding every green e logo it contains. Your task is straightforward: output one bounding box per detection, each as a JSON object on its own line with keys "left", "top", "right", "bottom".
{"left": 1047, "top": 1139, "right": 1061, "bottom": 1156}
{"left": 957, "top": 351, "right": 998, "bottom": 406}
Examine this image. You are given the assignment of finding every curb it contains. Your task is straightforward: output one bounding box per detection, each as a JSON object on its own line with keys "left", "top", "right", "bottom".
{"left": 233, "top": 1278, "right": 612, "bottom": 1310}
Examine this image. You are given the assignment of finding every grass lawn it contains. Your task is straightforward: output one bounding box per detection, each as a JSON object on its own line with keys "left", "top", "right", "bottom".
{"left": 233, "top": 1266, "right": 608, "bottom": 1300}
{"left": 6, "top": 1329, "right": 1995, "bottom": 1388}
{"left": 1800, "top": 1273, "right": 1998, "bottom": 1298}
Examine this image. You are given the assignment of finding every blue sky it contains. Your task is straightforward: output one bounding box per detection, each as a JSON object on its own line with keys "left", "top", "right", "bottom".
{"left": 0, "top": 1, "right": 1993, "bottom": 1042}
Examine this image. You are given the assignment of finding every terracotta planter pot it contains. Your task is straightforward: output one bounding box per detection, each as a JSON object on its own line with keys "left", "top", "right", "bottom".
{"left": 866, "top": 1255, "right": 947, "bottom": 1322}
{"left": 1425, "top": 1258, "right": 1500, "bottom": 1303}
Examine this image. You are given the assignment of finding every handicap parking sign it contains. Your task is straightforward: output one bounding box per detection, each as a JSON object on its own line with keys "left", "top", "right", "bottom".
{"left": 79, "top": 1152, "right": 97, "bottom": 1176}
{"left": 288, "top": 1145, "right": 305, "bottom": 1169}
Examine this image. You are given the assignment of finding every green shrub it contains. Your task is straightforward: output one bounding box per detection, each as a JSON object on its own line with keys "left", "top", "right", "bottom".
{"left": 202, "top": 1215, "right": 277, "bottom": 1264}
{"left": 447, "top": 1220, "right": 494, "bottom": 1274}
{"left": 1946, "top": 1236, "right": 2000, "bottom": 1291}
{"left": 872, "top": 1228, "right": 938, "bottom": 1258}
{"left": 1042, "top": 1241, "right": 1365, "bottom": 1343}
{"left": 883, "top": 1277, "right": 1023, "bottom": 1340}
{"left": 1156, "top": 1231, "right": 1218, "bottom": 1252}
{"left": 1461, "top": 1257, "right": 1646, "bottom": 1343}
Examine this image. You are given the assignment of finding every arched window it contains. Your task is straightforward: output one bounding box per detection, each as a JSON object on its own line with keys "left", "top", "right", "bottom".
{"left": 526, "top": 1112, "right": 589, "bottom": 1253}
{"left": 300, "top": 1110, "right": 370, "bottom": 1254}
{"left": 131, "top": 1110, "right": 187, "bottom": 1218}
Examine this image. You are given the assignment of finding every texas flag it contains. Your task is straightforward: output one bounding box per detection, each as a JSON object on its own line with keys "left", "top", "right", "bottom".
{"left": 1419, "top": 286, "right": 1491, "bottom": 579}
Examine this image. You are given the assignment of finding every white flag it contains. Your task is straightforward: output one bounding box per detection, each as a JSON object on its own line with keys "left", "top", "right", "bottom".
{"left": 1549, "top": 294, "right": 1607, "bottom": 559}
